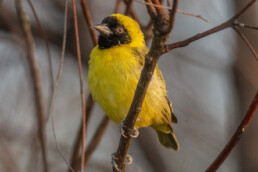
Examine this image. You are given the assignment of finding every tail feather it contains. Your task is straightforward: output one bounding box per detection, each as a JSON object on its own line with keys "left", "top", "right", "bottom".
{"left": 156, "top": 131, "right": 180, "bottom": 151}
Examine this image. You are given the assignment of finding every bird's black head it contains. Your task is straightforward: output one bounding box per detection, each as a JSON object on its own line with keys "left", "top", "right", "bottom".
{"left": 94, "top": 16, "right": 131, "bottom": 49}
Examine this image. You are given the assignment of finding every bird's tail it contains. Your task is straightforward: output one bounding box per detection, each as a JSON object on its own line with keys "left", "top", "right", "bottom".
{"left": 156, "top": 130, "right": 180, "bottom": 151}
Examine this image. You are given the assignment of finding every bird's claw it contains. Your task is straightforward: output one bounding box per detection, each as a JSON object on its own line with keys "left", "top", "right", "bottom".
{"left": 125, "top": 154, "right": 133, "bottom": 165}
{"left": 130, "top": 127, "right": 139, "bottom": 138}
{"left": 111, "top": 153, "right": 120, "bottom": 171}
{"left": 120, "top": 120, "right": 139, "bottom": 138}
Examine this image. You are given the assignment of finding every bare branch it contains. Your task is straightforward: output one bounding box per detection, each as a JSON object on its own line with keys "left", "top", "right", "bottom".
{"left": 47, "top": 0, "right": 74, "bottom": 171}
{"left": 27, "top": 0, "right": 54, "bottom": 102}
{"left": 72, "top": 0, "right": 86, "bottom": 171}
{"left": 233, "top": 27, "right": 258, "bottom": 61}
{"left": 81, "top": 0, "right": 98, "bottom": 45}
{"left": 164, "top": 0, "right": 257, "bottom": 52}
{"left": 84, "top": 116, "right": 109, "bottom": 167}
{"left": 112, "top": 1, "right": 178, "bottom": 171}
{"left": 15, "top": 0, "right": 48, "bottom": 171}
{"left": 70, "top": 95, "right": 94, "bottom": 171}
{"left": 206, "top": 91, "right": 258, "bottom": 172}
{"left": 124, "top": 0, "right": 133, "bottom": 15}
{"left": 233, "top": 21, "right": 258, "bottom": 30}
{"left": 135, "top": 0, "right": 209, "bottom": 23}
{"left": 114, "top": 0, "right": 123, "bottom": 13}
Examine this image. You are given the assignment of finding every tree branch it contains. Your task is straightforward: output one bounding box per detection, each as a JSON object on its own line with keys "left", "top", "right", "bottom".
{"left": 164, "top": 0, "right": 257, "bottom": 52}
{"left": 112, "top": 1, "right": 178, "bottom": 171}
{"left": 233, "top": 21, "right": 258, "bottom": 30}
{"left": 114, "top": 0, "right": 123, "bottom": 13}
{"left": 206, "top": 91, "right": 258, "bottom": 172}
{"left": 232, "top": 27, "right": 258, "bottom": 61}
{"left": 15, "top": 0, "right": 48, "bottom": 171}
{"left": 72, "top": 0, "right": 86, "bottom": 171}
{"left": 81, "top": 0, "right": 98, "bottom": 45}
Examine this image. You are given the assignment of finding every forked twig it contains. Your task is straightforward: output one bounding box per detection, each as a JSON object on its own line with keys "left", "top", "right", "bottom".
{"left": 233, "top": 27, "right": 258, "bottom": 61}
{"left": 15, "top": 0, "right": 48, "bottom": 171}
{"left": 72, "top": 0, "right": 86, "bottom": 171}
{"left": 164, "top": 0, "right": 257, "bottom": 52}
{"left": 206, "top": 91, "right": 258, "bottom": 172}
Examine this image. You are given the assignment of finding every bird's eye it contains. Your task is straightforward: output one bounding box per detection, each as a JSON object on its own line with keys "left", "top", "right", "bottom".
{"left": 116, "top": 27, "right": 124, "bottom": 34}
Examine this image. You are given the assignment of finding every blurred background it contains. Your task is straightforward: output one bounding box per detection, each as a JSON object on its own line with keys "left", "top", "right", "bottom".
{"left": 0, "top": 0, "right": 257, "bottom": 172}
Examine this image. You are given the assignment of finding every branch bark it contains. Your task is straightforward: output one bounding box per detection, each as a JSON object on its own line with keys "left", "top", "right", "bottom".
{"left": 206, "top": 91, "right": 258, "bottom": 172}
{"left": 72, "top": 0, "right": 86, "bottom": 171}
{"left": 15, "top": 0, "right": 48, "bottom": 171}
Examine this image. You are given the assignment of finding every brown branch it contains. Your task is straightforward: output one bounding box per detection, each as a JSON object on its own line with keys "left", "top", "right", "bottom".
{"left": 83, "top": 116, "right": 110, "bottom": 166}
{"left": 70, "top": 94, "right": 94, "bottom": 171}
{"left": 114, "top": 0, "right": 123, "bottom": 13}
{"left": 15, "top": 0, "right": 48, "bottom": 171}
{"left": 206, "top": 91, "right": 258, "bottom": 172}
{"left": 123, "top": 0, "right": 140, "bottom": 23}
{"left": 164, "top": 0, "right": 257, "bottom": 52}
{"left": 152, "top": 0, "right": 163, "bottom": 14}
{"left": 27, "top": 0, "right": 54, "bottom": 100}
{"left": 124, "top": 0, "right": 133, "bottom": 15}
{"left": 72, "top": 0, "right": 86, "bottom": 171}
{"left": 112, "top": 1, "right": 178, "bottom": 172}
{"left": 233, "top": 21, "right": 258, "bottom": 30}
{"left": 48, "top": 0, "right": 73, "bottom": 171}
{"left": 81, "top": 0, "right": 98, "bottom": 45}
{"left": 73, "top": 116, "right": 110, "bottom": 170}
{"left": 233, "top": 27, "right": 258, "bottom": 61}
{"left": 135, "top": 0, "right": 209, "bottom": 22}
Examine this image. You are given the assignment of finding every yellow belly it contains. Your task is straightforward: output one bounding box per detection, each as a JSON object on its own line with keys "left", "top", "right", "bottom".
{"left": 88, "top": 45, "right": 169, "bottom": 129}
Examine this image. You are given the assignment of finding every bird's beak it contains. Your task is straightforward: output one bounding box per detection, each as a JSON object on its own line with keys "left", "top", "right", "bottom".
{"left": 94, "top": 24, "right": 113, "bottom": 36}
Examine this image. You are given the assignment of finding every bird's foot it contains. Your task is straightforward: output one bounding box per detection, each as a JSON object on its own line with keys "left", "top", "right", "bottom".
{"left": 120, "top": 120, "right": 139, "bottom": 138}
{"left": 111, "top": 153, "right": 133, "bottom": 171}
{"left": 111, "top": 152, "right": 133, "bottom": 171}
{"left": 111, "top": 153, "right": 120, "bottom": 171}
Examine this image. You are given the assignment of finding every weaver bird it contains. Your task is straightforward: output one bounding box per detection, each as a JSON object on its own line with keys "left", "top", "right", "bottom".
{"left": 88, "top": 14, "right": 179, "bottom": 151}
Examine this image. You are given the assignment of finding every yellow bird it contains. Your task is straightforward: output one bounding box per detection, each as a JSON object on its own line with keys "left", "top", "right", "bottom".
{"left": 88, "top": 14, "right": 179, "bottom": 150}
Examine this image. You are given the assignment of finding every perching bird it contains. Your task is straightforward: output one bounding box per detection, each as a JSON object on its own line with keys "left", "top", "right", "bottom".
{"left": 88, "top": 14, "right": 179, "bottom": 150}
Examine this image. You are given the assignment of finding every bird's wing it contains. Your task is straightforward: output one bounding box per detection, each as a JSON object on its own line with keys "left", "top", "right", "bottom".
{"left": 131, "top": 46, "right": 148, "bottom": 66}
{"left": 156, "top": 63, "right": 178, "bottom": 124}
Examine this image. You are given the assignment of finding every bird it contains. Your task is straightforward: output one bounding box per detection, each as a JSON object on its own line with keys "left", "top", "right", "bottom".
{"left": 88, "top": 14, "right": 179, "bottom": 151}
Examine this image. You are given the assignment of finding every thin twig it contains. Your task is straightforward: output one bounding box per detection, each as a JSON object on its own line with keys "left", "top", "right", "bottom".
{"left": 164, "top": 0, "right": 257, "bottom": 52}
{"left": 27, "top": 0, "right": 54, "bottom": 106}
{"left": 47, "top": 0, "right": 74, "bottom": 171}
{"left": 123, "top": 0, "right": 140, "bottom": 23}
{"left": 135, "top": 0, "right": 209, "bottom": 23}
{"left": 152, "top": 0, "right": 163, "bottom": 14}
{"left": 72, "top": 0, "right": 86, "bottom": 171}
{"left": 83, "top": 116, "right": 110, "bottom": 166}
{"left": 233, "top": 21, "right": 258, "bottom": 30}
{"left": 15, "top": 0, "right": 48, "bottom": 171}
{"left": 114, "top": 0, "right": 123, "bottom": 13}
{"left": 124, "top": 0, "right": 133, "bottom": 15}
{"left": 232, "top": 27, "right": 258, "bottom": 61}
{"left": 112, "top": 1, "right": 178, "bottom": 171}
{"left": 206, "top": 91, "right": 258, "bottom": 172}
{"left": 81, "top": 0, "right": 98, "bottom": 45}
{"left": 176, "top": 9, "right": 209, "bottom": 23}
{"left": 70, "top": 95, "right": 94, "bottom": 171}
